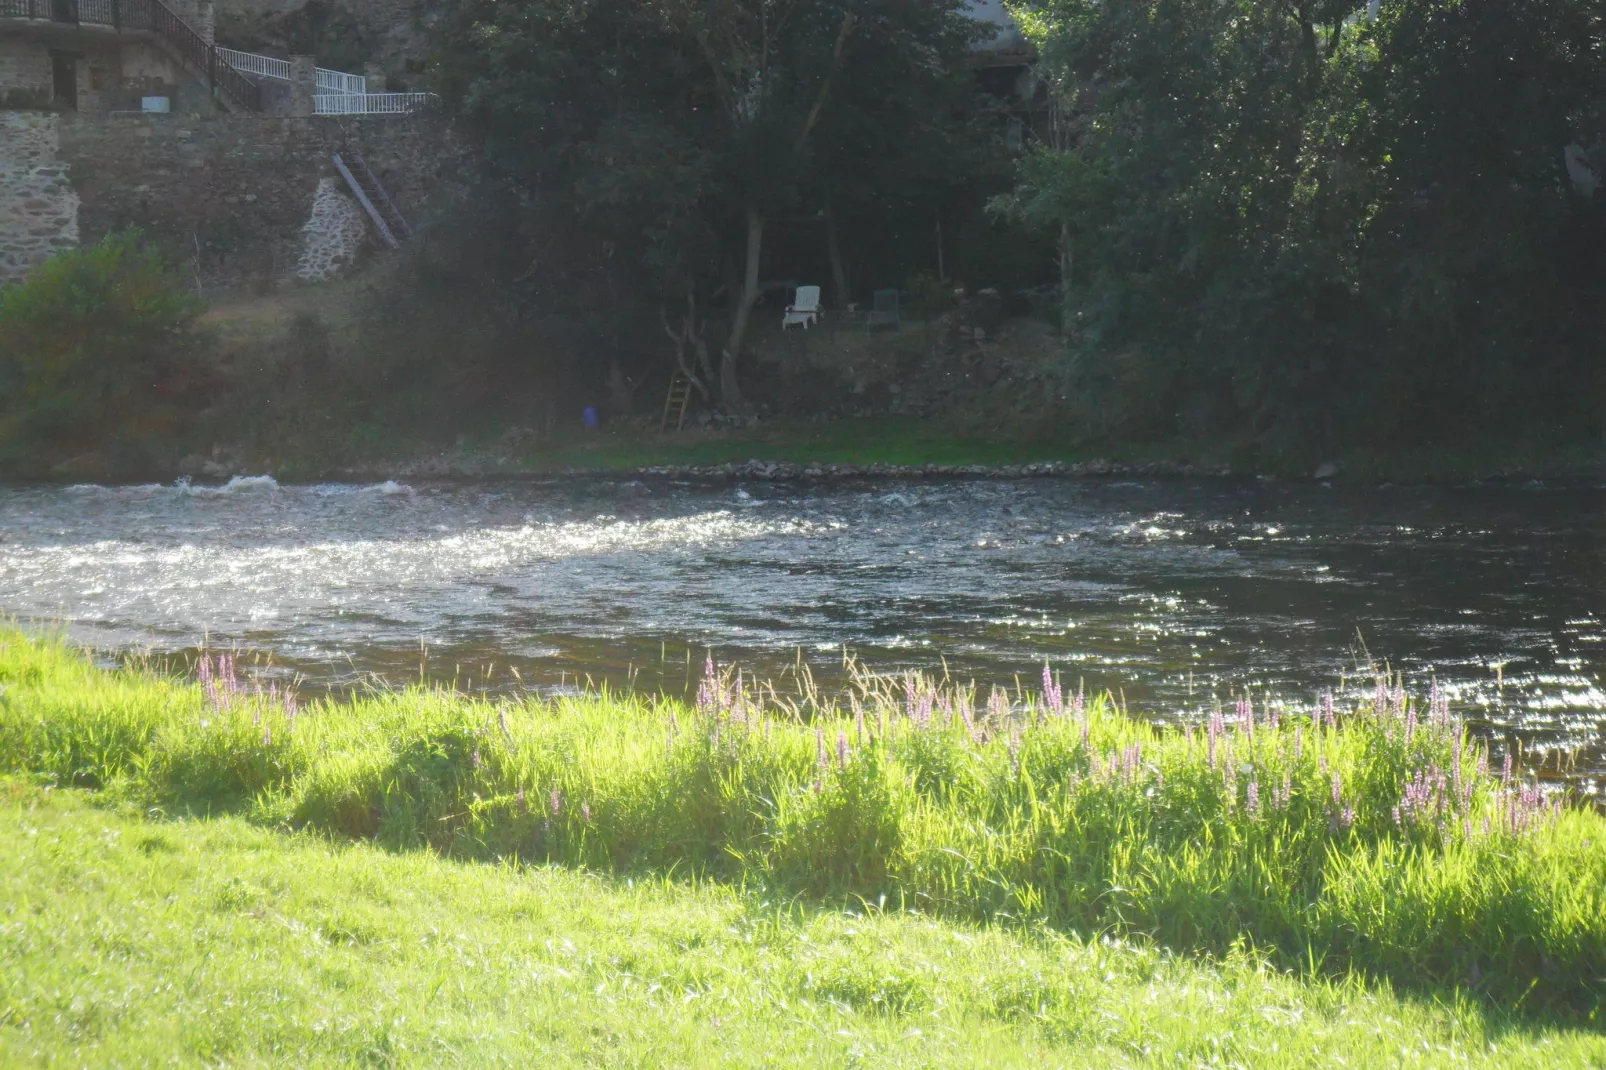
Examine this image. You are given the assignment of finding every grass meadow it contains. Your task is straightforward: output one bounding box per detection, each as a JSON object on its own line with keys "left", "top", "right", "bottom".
{"left": 1, "top": 629, "right": 1603, "bottom": 1065}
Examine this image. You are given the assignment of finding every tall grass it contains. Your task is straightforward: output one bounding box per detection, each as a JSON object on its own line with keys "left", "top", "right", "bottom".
{"left": 1, "top": 631, "right": 1601, "bottom": 1016}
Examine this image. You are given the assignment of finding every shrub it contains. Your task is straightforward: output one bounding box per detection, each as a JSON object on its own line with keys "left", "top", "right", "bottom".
{"left": 0, "top": 231, "right": 202, "bottom": 464}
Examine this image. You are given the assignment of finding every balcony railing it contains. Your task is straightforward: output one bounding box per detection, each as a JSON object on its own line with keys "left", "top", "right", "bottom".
{"left": 215, "top": 47, "right": 368, "bottom": 95}
{"left": 0, "top": 0, "right": 262, "bottom": 111}
{"left": 213, "top": 46, "right": 290, "bottom": 82}
{"left": 314, "top": 92, "right": 436, "bottom": 116}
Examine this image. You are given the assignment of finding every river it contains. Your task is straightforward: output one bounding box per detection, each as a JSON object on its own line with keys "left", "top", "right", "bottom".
{"left": 1, "top": 475, "right": 1600, "bottom": 790}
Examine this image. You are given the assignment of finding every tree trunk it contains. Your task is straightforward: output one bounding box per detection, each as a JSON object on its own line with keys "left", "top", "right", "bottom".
{"left": 826, "top": 202, "right": 849, "bottom": 310}
{"left": 1059, "top": 220, "right": 1074, "bottom": 330}
{"left": 721, "top": 205, "right": 764, "bottom": 408}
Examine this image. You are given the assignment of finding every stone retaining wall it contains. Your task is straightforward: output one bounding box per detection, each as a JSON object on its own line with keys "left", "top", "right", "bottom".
{"left": 0, "top": 112, "right": 79, "bottom": 282}
{"left": 0, "top": 38, "right": 52, "bottom": 107}
{"left": 46, "top": 112, "right": 462, "bottom": 286}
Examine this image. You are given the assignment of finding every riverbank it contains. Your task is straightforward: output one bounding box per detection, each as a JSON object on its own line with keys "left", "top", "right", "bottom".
{"left": 139, "top": 415, "right": 1606, "bottom": 487}
{"left": 2, "top": 631, "right": 1603, "bottom": 1023}
{"left": 7, "top": 270, "right": 1602, "bottom": 487}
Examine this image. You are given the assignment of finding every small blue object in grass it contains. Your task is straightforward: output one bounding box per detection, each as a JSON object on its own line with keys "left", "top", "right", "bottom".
{"left": 582, "top": 406, "right": 601, "bottom": 429}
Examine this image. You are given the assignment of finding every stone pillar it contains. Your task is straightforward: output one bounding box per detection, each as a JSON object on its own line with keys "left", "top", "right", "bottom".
{"left": 289, "top": 55, "right": 315, "bottom": 117}
{"left": 363, "top": 65, "right": 386, "bottom": 94}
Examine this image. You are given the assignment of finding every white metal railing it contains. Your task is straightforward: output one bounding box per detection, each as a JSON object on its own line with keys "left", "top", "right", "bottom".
{"left": 216, "top": 46, "right": 367, "bottom": 94}
{"left": 317, "top": 69, "right": 366, "bottom": 94}
{"left": 315, "top": 92, "right": 436, "bottom": 115}
{"left": 215, "top": 47, "right": 291, "bottom": 81}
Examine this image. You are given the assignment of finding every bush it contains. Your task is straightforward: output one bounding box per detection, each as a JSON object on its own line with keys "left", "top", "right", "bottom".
{"left": 0, "top": 231, "right": 202, "bottom": 466}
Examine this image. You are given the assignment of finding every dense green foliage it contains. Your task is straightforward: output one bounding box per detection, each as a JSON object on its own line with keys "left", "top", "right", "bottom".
{"left": 10, "top": 783, "right": 1604, "bottom": 1067}
{"left": 0, "top": 232, "right": 201, "bottom": 470}
{"left": 1000, "top": 0, "right": 1606, "bottom": 451}
{"left": 2, "top": 632, "right": 1601, "bottom": 1017}
{"left": 426, "top": 0, "right": 1002, "bottom": 407}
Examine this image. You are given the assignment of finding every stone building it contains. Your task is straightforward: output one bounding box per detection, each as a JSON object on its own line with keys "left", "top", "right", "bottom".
{"left": 0, "top": 0, "right": 236, "bottom": 116}
{"left": 0, "top": 0, "right": 454, "bottom": 287}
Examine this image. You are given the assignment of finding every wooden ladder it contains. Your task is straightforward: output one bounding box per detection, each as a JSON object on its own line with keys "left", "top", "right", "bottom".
{"left": 332, "top": 152, "right": 413, "bottom": 249}
{"left": 661, "top": 373, "right": 692, "bottom": 432}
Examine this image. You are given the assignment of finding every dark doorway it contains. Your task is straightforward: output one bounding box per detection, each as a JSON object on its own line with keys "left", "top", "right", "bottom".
{"left": 50, "top": 52, "right": 77, "bottom": 111}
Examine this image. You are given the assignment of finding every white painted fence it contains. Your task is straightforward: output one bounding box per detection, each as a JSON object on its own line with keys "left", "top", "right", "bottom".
{"left": 215, "top": 47, "right": 291, "bottom": 81}
{"left": 215, "top": 47, "right": 367, "bottom": 95}
{"left": 314, "top": 93, "right": 437, "bottom": 115}
{"left": 317, "top": 69, "right": 367, "bottom": 94}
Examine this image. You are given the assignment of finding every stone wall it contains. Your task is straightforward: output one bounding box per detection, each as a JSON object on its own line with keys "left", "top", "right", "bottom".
{"left": 0, "top": 36, "right": 53, "bottom": 109}
{"left": 0, "top": 32, "right": 219, "bottom": 114}
{"left": 53, "top": 112, "right": 463, "bottom": 286}
{"left": 294, "top": 174, "right": 366, "bottom": 279}
{"left": 0, "top": 112, "right": 79, "bottom": 283}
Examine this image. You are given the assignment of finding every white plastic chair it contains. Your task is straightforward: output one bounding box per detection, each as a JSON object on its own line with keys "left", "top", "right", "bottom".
{"left": 781, "top": 285, "right": 821, "bottom": 329}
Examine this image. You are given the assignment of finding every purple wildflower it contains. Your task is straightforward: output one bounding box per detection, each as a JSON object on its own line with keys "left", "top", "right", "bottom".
{"left": 696, "top": 655, "right": 719, "bottom": 716}
{"left": 988, "top": 687, "right": 1010, "bottom": 726}
{"left": 957, "top": 690, "right": 976, "bottom": 742}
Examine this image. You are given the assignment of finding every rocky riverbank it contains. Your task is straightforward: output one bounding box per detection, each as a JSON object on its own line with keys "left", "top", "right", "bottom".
{"left": 334, "top": 456, "right": 1239, "bottom": 483}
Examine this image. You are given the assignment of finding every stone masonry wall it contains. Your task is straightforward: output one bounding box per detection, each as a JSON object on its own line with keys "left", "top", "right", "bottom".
{"left": 294, "top": 174, "right": 367, "bottom": 279}
{"left": 0, "top": 113, "right": 80, "bottom": 284}
{"left": 0, "top": 37, "right": 53, "bottom": 109}
{"left": 54, "top": 112, "right": 463, "bottom": 286}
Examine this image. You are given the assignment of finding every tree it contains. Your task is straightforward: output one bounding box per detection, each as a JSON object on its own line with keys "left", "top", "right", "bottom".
{"left": 1001, "top": 0, "right": 1605, "bottom": 450}
{"left": 432, "top": 0, "right": 986, "bottom": 408}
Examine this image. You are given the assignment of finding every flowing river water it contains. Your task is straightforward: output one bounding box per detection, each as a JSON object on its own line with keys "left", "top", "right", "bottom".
{"left": 1, "top": 476, "right": 1601, "bottom": 791}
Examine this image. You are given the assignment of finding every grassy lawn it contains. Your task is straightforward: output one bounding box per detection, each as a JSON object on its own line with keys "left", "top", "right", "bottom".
{"left": 3, "top": 780, "right": 1602, "bottom": 1068}
{"left": 480, "top": 416, "right": 1099, "bottom": 473}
